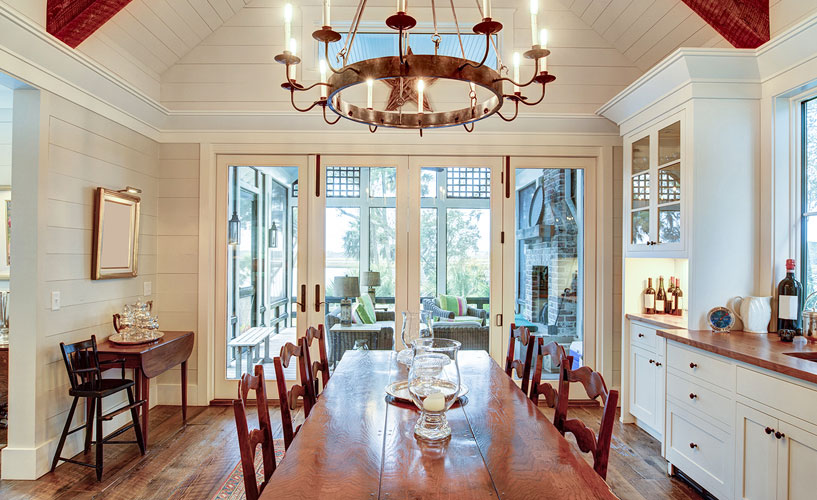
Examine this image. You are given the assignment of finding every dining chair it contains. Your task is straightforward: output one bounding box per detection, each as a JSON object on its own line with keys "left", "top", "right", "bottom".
{"left": 273, "top": 339, "right": 315, "bottom": 450}
{"left": 553, "top": 357, "right": 619, "bottom": 480}
{"left": 303, "top": 324, "right": 330, "bottom": 400}
{"left": 504, "top": 324, "right": 536, "bottom": 396}
{"left": 529, "top": 339, "right": 567, "bottom": 407}
{"left": 233, "top": 364, "right": 277, "bottom": 500}
{"left": 52, "top": 335, "right": 146, "bottom": 481}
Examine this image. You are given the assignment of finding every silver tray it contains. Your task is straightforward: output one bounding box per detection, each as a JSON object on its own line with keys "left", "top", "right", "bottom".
{"left": 385, "top": 380, "right": 469, "bottom": 405}
{"left": 108, "top": 331, "right": 164, "bottom": 345}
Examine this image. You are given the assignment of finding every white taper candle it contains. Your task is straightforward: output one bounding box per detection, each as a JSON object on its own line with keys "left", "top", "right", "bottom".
{"left": 530, "top": 0, "right": 539, "bottom": 46}
{"left": 288, "top": 38, "right": 297, "bottom": 80}
{"left": 284, "top": 4, "right": 292, "bottom": 50}
{"left": 513, "top": 52, "right": 520, "bottom": 93}
{"left": 540, "top": 29, "right": 548, "bottom": 71}
{"left": 417, "top": 79, "right": 425, "bottom": 114}
{"left": 319, "top": 60, "right": 327, "bottom": 98}
{"left": 483, "top": 0, "right": 491, "bottom": 19}
{"left": 367, "top": 78, "right": 373, "bottom": 109}
{"left": 323, "top": 0, "right": 331, "bottom": 27}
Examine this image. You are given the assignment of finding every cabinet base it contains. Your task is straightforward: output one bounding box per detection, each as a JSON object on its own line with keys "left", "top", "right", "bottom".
{"left": 672, "top": 466, "right": 720, "bottom": 500}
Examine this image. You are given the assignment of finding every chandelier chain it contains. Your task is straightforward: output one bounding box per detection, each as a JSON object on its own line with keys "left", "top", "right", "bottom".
{"left": 340, "top": 0, "right": 368, "bottom": 66}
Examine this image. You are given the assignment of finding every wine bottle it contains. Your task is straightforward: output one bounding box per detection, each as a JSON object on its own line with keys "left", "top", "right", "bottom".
{"left": 673, "top": 279, "right": 683, "bottom": 316}
{"left": 777, "top": 259, "right": 803, "bottom": 334}
{"left": 656, "top": 276, "right": 666, "bottom": 315}
{"left": 644, "top": 278, "right": 656, "bottom": 314}
{"left": 666, "top": 277, "right": 676, "bottom": 314}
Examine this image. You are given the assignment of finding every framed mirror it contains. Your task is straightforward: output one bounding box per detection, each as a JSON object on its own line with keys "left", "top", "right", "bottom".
{"left": 91, "top": 188, "right": 140, "bottom": 280}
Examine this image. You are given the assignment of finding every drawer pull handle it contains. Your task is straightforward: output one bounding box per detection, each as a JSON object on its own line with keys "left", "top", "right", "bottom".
{"left": 649, "top": 359, "right": 654, "bottom": 364}
{"left": 638, "top": 333, "right": 645, "bottom": 338}
{"left": 765, "top": 427, "right": 775, "bottom": 435}
{"left": 775, "top": 431, "right": 785, "bottom": 440}
{"left": 689, "top": 442, "right": 698, "bottom": 449}
{"left": 689, "top": 362, "right": 698, "bottom": 369}
{"left": 689, "top": 393, "right": 697, "bottom": 400}
{"left": 655, "top": 361, "right": 662, "bottom": 367}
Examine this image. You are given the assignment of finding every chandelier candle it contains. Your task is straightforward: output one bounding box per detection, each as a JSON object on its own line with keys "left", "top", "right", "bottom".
{"left": 319, "top": 60, "right": 327, "bottom": 98}
{"left": 288, "top": 38, "right": 297, "bottom": 80}
{"left": 284, "top": 3, "right": 292, "bottom": 49}
{"left": 530, "top": 0, "right": 539, "bottom": 45}
{"left": 483, "top": 0, "right": 491, "bottom": 19}
{"left": 540, "top": 29, "right": 548, "bottom": 71}
{"left": 397, "top": 0, "right": 405, "bottom": 12}
{"left": 417, "top": 79, "right": 425, "bottom": 114}
{"left": 367, "top": 78, "right": 373, "bottom": 109}
{"left": 323, "top": 0, "right": 330, "bottom": 27}
{"left": 513, "top": 52, "right": 521, "bottom": 93}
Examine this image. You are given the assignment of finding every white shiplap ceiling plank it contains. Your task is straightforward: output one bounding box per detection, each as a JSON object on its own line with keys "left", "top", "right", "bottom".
{"left": 582, "top": 0, "right": 614, "bottom": 26}
{"left": 147, "top": 0, "right": 202, "bottom": 49}
{"left": 635, "top": 12, "right": 704, "bottom": 70}
{"left": 111, "top": 10, "right": 179, "bottom": 68}
{"left": 572, "top": 0, "right": 593, "bottom": 17}
{"left": 126, "top": 1, "right": 189, "bottom": 57}
{"left": 167, "top": 0, "right": 214, "bottom": 39}
{"left": 613, "top": 0, "right": 676, "bottom": 54}
{"left": 187, "top": 0, "right": 225, "bottom": 30}
{"left": 207, "top": 0, "right": 236, "bottom": 22}
{"left": 226, "top": 0, "right": 246, "bottom": 14}
{"left": 625, "top": 2, "right": 691, "bottom": 65}
{"left": 602, "top": 0, "right": 652, "bottom": 43}
{"left": 96, "top": 16, "right": 170, "bottom": 74}
{"left": 592, "top": 0, "right": 632, "bottom": 35}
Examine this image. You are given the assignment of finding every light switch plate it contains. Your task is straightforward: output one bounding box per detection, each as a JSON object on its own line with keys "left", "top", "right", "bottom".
{"left": 143, "top": 281, "right": 152, "bottom": 296}
{"left": 51, "top": 291, "right": 61, "bottom": 311}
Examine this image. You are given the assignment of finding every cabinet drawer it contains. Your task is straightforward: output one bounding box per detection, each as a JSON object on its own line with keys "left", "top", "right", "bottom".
{"left": 666, "top": 372, "right": 732, "bottom": 427}
{"left": 667, "top": 342, "right": 734, "bottom": 391}
{"left": 736, "top": 366, "right": 817, "bottom": 425}
{"left": 631, "top": 322, "right": 657, "bottom": 350}
{"left": 666, "top": 403, "right": 732, "bottom": 499}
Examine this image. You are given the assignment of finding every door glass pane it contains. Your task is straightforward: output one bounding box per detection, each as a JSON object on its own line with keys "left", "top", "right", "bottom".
{"left": 658, "top": 163, "right": 680, "bottom": 204}
{"left": 632, "top": 136, "right": 649, "bottom": 174}
{"left": 658, "top": 121, "right": 681, "bottom": 165}
{"left": 631, "top": 172, "right": 650, "bottom": 210}
{"left": 420, "top": 167, "right": 490, "bottom": 351}
{"left": 325, "top": 166, "right": 396, "bottom": 368}
{"left": 631, "top": 209, "right": 650, "bottom": 244}
{"left": 514, "top": 168, "right": 584, "bottom": 380}
{"left": 658, "top": 204, "right": 681, "bottom": 243}
{"left": 227, "top": 166, "right": 298, "bottom": 381}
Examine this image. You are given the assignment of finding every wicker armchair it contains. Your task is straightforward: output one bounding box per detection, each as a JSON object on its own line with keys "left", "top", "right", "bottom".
{"left": 324, "top": 308, "right": 395, "bottom": 366}
{"left": 431, "top": 323, "right": 490, "bottom": 351}
{"left": 421, "top": 298, "right": 488, "bottom": 324}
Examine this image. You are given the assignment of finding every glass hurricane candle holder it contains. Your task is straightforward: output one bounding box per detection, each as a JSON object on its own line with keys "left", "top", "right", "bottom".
{"left": 408, "top": 338, "right": 461, "bottom": 441}
{"left": 397, "top": 311, "right": 434, "bottom": 365}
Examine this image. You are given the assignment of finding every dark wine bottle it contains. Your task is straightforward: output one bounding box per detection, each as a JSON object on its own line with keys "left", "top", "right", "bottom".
{"left": 777, "top": 259, "right": 803, "bottom": 334}
{"left": 656, "top": 277, "right": 666, "bottom": 315}
{"left": 666, "top": 277, "right": 676, "bottom": 314}
{"left": 644, "top": 278, "right": 656, "bottom": 314}
{"left": 673, "top": 279, "right": 683, "bottom": 316}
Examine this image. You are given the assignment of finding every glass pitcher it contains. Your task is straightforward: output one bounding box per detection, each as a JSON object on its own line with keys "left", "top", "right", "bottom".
{"left": 397, "top": 311, "right": 434, "bottom": 365}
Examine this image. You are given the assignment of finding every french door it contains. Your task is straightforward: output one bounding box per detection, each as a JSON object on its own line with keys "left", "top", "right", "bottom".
{"left": 214, "top": 154, "right": 594, "bottom": 399}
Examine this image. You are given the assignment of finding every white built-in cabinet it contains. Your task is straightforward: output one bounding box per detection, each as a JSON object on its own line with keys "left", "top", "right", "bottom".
{"left": 624, "top": 112, "right": 686, "bottom": 256}
{"left": 628, "top": 320, "right": 665, "bottom": 439}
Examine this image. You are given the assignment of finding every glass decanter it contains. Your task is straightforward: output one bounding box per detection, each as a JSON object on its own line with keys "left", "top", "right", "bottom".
{"left": 408, "top": 338, "right": 461, "bottom": 441}
{"left": 397, "top": 311, "right": 434, "bottom": 365}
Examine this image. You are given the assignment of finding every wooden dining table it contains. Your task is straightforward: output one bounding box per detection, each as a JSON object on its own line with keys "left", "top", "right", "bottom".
{"left": 262, "top": 349, "right": 617, "bottom": 499}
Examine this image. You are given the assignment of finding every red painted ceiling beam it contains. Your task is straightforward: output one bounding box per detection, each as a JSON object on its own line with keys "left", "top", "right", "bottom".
{"left": 47, "top": 0, "right": 133, "bottom": 48}
{"left": 682, "top": 0, "right": 769, "bottom": 48}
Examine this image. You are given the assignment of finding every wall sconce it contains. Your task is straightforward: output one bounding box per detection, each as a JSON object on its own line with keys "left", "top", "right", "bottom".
{"left": 118, "top": 186, "right": 142, "bottom": 195}
{"left": 228, "top": 210, "right": 241, "bottom": 246}
{"left": 268, "top": 221, "right": 279, "bottom": 249}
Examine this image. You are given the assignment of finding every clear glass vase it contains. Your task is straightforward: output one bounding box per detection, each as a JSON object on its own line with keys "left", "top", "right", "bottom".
{"left": 408, "top": 338, "right": 461, "bottom": 440}
{"left": 397, "top": 311, "right": 434, "bottom": 365}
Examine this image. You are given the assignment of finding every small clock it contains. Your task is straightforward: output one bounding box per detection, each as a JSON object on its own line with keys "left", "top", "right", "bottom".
{"left": 708, "top": 307, "right": 735, "bottom": 332}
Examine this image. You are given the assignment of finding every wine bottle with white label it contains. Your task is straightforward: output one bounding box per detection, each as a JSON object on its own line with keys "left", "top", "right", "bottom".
{"left": 656, "top": 277, "right": 666, "bottom": 315}
{"left": 673, "top": 279, "right": 683, "bottom": 316}
{"left": 644, "top": 278, "right": 656, "bottom": 314}
{"left": 777, "top": 259, "right": 803, "bottom": 334}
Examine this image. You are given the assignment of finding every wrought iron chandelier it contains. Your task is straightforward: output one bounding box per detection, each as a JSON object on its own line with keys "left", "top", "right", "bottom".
{"left": 275, "top": 0, "right": 555, "bottom": 135}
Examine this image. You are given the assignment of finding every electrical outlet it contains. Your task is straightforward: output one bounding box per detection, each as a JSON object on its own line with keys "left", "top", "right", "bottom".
{"left": 51, "top": 291, "right": 61, "bottom": 311}
{"left": 143, "top": 281, "right": 152, "bottom": 296}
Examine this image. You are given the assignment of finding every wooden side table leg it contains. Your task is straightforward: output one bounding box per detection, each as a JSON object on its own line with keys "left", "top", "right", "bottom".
{"left": 181, "top": 360, "right": 187, "bottom": 423}
{"left": 142, "top": 371, "right": 150, "bottom": 448}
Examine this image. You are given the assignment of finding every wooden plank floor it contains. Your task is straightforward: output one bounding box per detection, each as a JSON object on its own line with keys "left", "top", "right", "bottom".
{"left": 0, "top": 405, "right": 701, "bottom": 500}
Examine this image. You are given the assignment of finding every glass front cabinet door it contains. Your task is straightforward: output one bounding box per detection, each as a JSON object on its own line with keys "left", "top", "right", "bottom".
{"left": 624, "top": 113, "right": 685, "bottom": 255}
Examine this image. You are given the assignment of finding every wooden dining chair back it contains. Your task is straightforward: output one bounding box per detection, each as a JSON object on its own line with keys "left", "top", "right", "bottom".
{"left": 304, "top": 324, "right": 330, "bottom": 399}
{"left": 273, "top": 338, "right": 315, "bottom": 449}
{"left": 233, "top": 364, "right": 277, "bottom": 500}
{"left": 52, "top": 335, "right": 145, "bottom": 481}
{"left": 529, "top": 340, "right": 567, "bottom": 407}
{"left": 553, "top": 358, "right": 619, "bottom": 480}
{"left": 504, "top": 324, "right": 536, "bottom": 395}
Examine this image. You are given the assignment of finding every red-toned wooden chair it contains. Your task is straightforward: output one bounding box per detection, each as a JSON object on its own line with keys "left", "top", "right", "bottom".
{"left": 529, "top": 339, "right": 567, "bottom": 406}
{"left": 504, "top": 324, "right": 536, "bottom": 396}
{"left": 304, "top": 324, "right": 330, "bottom": 400}
{"left": 273, "top": 339, "right": 315, "bottom": 450}
{"left": 553, "top": 357, "right": 619, "bottom": 480}
{"left": 233, "top": 364, "right": 277, "bottom": 500}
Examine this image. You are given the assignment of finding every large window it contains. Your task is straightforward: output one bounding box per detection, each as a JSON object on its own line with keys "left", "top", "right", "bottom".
{"left": 803, "top": 98, "right": 817, "bottom": 299}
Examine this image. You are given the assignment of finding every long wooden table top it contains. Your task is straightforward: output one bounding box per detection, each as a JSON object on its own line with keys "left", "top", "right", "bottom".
{"left": 263, "top": 350, "right": 617, "bottom": 499}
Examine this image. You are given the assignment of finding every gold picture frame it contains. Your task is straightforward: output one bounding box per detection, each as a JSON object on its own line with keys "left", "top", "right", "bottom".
{"left": 91, "top": 188, "right": 140, "bottom": 280}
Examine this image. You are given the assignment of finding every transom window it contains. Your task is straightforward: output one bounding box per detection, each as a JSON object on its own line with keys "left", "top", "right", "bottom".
{"left": 326, "top": 167, "right": 361, "bottom": 198}
{"left": 802, "top": 97, "right": 817, "bottom": 298}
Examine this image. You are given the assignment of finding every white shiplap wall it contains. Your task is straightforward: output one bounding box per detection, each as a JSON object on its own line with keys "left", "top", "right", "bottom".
{"left": 162, "top": 0, "right": 643, "bottom": 115}
{"left": 155, "top": 143, "right": 200, "bottom": 404}
{"left": 40, "top": 94, "right": 159, "bottom": 471}
{"left": 0, "top": 87, "right": 10, "bottom": 293}
{"left": 612, "top": 145, "right": 622, "bottom": 387}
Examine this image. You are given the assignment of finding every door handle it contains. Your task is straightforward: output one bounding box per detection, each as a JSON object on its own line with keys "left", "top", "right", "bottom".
{"left": 495, "top": 314, "right": 503, "bottom": 327}
{"left": 295, "top": 284, "right": 306, "bottom": 313}
{"left": 314, "top": 284, "right": 326, "bottom": 312}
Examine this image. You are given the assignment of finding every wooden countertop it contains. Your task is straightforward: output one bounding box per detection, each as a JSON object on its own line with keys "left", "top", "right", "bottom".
{"left": 657, "top": 328, "right": 817, "bottom": 386}
{"left": 626, "top": 312, "right": 688, "bottom": 330}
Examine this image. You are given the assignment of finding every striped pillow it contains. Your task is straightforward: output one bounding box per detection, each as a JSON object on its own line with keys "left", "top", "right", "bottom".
{"left": 439, "top": 294, "right": 467, "bottom": 316}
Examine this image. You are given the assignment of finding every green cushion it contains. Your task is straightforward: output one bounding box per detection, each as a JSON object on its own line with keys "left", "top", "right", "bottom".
{"left": 439, "top": 294, "right": 467, "bottom": 315}
{"left": 358, "top": 294, "right": 377, "bottom": 324}
{"left": 355, "top": 302, "right": 375, "bottom": 324}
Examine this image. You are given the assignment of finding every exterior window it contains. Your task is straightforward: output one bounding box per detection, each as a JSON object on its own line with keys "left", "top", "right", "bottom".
{"left": 327, "top": 167, "right": 361, "bottom": 198}
{"left": 446, "top": 167, "right": 490, "bottom": 199}
{"left": 803, "top": 98, "right": 817, "bottom": 298}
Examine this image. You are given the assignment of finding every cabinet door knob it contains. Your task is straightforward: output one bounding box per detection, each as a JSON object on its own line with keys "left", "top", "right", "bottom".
{"left": 689, "top": 362, "right": 698, "bottom": 369}
{"left": 689, "top": 393, "right": 697, "bottom": 400}
{"left": 638, "top": 333, "right": 645, "bottom": 338}
{"left": 775, "top": 431, "right": 785, "bottom": 439}
{"left": 649, "top": 359, "right": 654, "bottom": 364}
{"left": 765, "top": 427, "right": 774, "bottom": 435}
{"left": 689, "top": 442, "right": 698, "bottom": 449}
{"left": 655, "top": 361, "right": 662, "bottom": 367}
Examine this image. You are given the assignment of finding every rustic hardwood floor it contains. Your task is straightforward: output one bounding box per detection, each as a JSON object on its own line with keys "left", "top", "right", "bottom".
{"left": 0, "top": 404, "right": 701, "bottom": 500}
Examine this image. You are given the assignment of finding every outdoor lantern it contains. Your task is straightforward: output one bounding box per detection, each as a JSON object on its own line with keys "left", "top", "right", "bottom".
{"left": 228, "top": 210, "right": 241, "bottom": 246}
{"left": 335, "top": 276, "right": 360, "bottom": 327}
{"left": 268, "top": 221, "right": 279, "bottom": 249}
